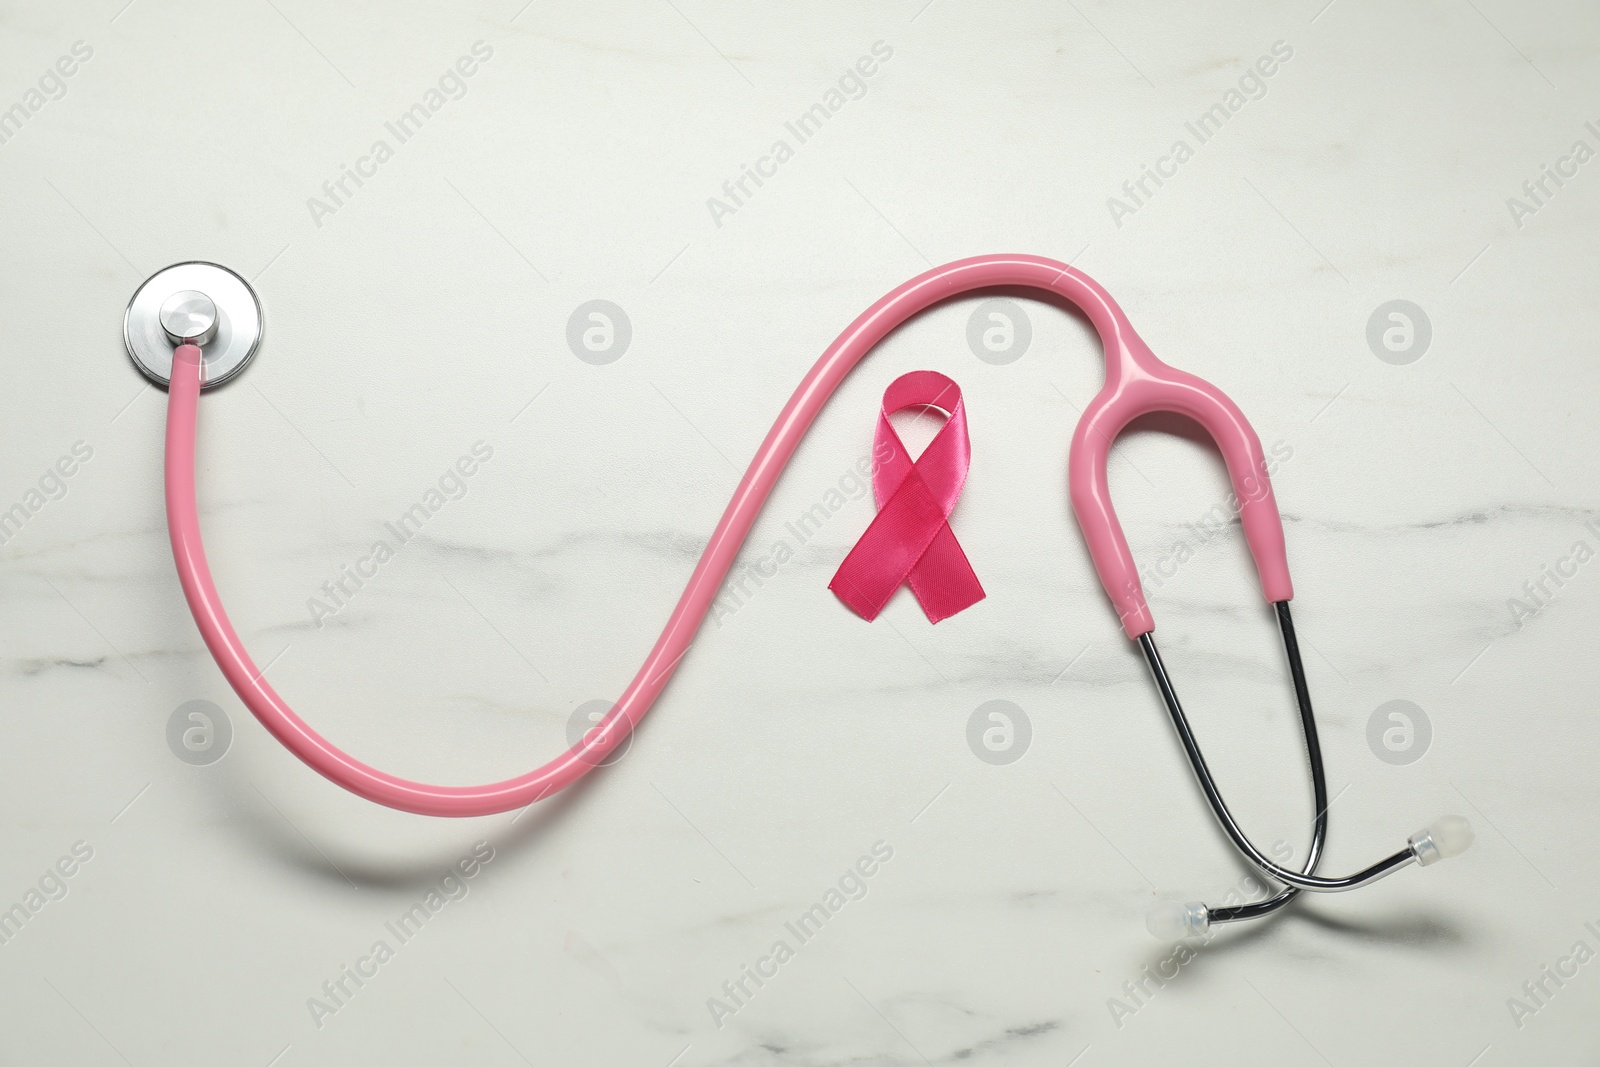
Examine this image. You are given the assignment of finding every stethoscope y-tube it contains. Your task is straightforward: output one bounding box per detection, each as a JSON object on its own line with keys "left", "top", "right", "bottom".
{"left": 140, "top": 252, "right": 1473, "bottom": 937}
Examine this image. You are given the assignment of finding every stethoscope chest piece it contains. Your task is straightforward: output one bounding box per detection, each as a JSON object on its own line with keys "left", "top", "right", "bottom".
{"left": 124, "top": 261, "right": 261, "bottom": 388}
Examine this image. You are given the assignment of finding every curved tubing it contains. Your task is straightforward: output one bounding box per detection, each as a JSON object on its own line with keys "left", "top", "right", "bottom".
{"left": 1204, "top": 603, "right": 1329, "bottom": 923}
{"left": 1068, "top": 329, "right": 1292, "bottom": 637}
{"left": 165, "top": 253, "right": 1290, "bottom": 817}
{"left": 1142, "top": 606, "right": 1417, "bottom": 896}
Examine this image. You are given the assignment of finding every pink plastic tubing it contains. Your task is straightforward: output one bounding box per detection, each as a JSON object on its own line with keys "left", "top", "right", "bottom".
{"left": 165, "top": 253, "right": 1292, "bottom": 817}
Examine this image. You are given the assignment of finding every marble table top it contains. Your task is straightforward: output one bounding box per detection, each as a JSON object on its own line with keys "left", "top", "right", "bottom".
{"left": 2, "top": 0, "right": 1597, "bottom": 1063}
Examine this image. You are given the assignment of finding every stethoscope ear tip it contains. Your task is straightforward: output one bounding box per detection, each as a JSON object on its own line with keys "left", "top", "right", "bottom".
{"left": 1146, "top": 900, "right": 1210, "bottom": 942}
{"left": 1145, "top": 813, "right": 1474, "bottom": 941}
{"left": 1410, "top": 814, "right": 1475, "bottom": 866}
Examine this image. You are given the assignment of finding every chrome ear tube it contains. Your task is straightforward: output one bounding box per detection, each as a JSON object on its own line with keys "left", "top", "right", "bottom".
{"left": 1138, "top": 603, "right": 1473, "bottom": 940}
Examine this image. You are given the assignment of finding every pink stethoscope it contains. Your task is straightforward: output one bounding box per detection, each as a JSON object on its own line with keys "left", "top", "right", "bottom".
{"left": 128, "top": 253, "right": 1472, "bottom": 939}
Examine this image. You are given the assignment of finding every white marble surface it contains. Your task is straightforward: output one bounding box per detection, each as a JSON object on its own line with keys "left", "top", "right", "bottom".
{"left": 2, "top": 0, "right": 1598, "bottom": 1063}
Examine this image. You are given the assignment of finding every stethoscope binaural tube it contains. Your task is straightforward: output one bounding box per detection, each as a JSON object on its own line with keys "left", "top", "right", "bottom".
{"left": 158, "top": 253, "right": 1471, "bottom": 935}
{"left": 1140, "top": 605, "right": 1472, "bottom": 939}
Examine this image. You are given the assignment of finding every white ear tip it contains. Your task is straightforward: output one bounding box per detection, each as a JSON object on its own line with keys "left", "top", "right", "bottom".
{"left": 1410, "top": 814, "right": 1475, "bottom": 865}
{"left": 1430, "top": 814, "right": 1475, "bottom": 857}
{"left": 1146, "top": 901, "right": 1209, "bottom": 941}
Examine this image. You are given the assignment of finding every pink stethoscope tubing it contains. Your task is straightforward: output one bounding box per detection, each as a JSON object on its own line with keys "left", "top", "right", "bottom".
{"left": 165, "top": 252, "right": 1292, "bottom": 817}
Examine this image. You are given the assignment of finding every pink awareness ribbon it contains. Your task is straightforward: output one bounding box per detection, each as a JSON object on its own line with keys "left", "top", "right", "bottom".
{"left": 829, "top": 370, "right": 986, "bottom": 623}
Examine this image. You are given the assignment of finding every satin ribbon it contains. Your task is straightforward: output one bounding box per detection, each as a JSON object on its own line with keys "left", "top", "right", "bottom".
{"left": 829, "top": 370, "right": 985, "bottom": 622}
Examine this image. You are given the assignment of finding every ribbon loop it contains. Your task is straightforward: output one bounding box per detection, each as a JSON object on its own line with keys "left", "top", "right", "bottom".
{"left": 829, "top": 371, "right": 985, "bottom": 623}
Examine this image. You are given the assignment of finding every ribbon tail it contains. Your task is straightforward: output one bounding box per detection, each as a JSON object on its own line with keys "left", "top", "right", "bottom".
{"left": 829, "top": 475, "right": 949, "bottom": 621}
{"left": 906, "top": 524, "right": 986, "bottom": 622}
